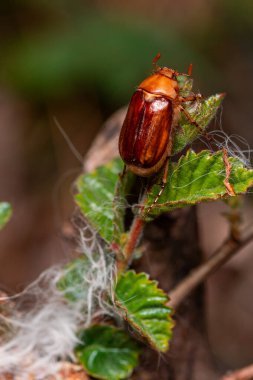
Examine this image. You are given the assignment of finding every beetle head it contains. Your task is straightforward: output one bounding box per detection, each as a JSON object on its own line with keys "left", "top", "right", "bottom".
{"left": 152, "top": 53, "right": 178, "bottom": 78}
{"left": 152, "top": 54, "right": 192, "bottom": 79}
{"left": 157, "top": 67, "right": 177, "bottom": 79}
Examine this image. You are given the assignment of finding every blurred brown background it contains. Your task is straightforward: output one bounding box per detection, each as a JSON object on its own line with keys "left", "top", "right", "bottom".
{"left": 0, "top": 0, "right": 253, "bottom": 375}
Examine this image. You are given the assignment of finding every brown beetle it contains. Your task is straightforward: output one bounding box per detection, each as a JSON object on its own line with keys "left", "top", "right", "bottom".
{"left": 118, "top": 53, "right": 201, "bottom": 207}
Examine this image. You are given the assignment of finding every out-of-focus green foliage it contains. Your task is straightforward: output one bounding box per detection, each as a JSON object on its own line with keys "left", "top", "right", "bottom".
{"left": 2, "top": 12, "right": 210, "bottom": 105}
{"left": 0, "top": 202, "right": 12, "bottom": 230}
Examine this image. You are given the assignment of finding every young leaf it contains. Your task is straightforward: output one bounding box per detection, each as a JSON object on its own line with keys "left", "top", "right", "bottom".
{"left": 0, "top": 202, "right": 12, "bottom": 230}
{"left": 172, "top": 93, "right": 225, "bottom": 155}
{"left": 76, "top": 325, "right": 140, "bottom": 380}
{"left": 177, "top": 74, "right": 193, "bottom": 97}
{"left": 114, "top": 271, "right": 174, "bottom": 352}
{"left": 143, "top": 150, "right": 253, "bottom": 218}
{"left": 75, "top": 159, "right": 124, "bottom": 244}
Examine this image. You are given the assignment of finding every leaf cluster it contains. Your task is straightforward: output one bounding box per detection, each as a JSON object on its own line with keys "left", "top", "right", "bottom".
{"left": 59, "top": 76, "right": 253, "bottom": 379}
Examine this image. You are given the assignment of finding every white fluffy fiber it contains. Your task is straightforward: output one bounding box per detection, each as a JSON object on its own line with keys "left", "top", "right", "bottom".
{"left": 0, "top": 226, "right": 115, "bottom": 379}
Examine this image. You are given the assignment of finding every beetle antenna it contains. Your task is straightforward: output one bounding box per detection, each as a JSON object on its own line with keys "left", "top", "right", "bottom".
{"left": 152, "top": 53, "right": 161, "bottom": 70}
{"left": 188, "top": 63, "right": 193, "bottom": 76}
{"left": 177, "top": 63, "right": 193, "bottom": 77}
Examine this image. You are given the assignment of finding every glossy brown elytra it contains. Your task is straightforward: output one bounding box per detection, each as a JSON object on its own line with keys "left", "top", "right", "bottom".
{"left": 119, "top": 53, "right": 202, "bottom": 209}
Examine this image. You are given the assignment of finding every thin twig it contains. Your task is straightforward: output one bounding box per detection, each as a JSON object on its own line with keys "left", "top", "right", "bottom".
{"left": 221, "top": 364, "right": 253, "bottom": 380}
{"left": 169, "top": 229, "right": 253, "bottom": 309}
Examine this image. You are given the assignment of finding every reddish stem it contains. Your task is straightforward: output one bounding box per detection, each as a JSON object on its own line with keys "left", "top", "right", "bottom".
{"left": 117, "top": 216, "right": 144, "bottom": 272}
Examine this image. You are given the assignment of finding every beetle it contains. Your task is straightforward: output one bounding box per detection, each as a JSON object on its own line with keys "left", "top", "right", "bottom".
{"left": 118, "top": 53, "right": 202, "bottom": 208}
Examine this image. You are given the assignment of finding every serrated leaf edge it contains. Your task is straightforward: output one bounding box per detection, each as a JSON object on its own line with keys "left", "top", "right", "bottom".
{"left": 143, "top": 149, "right": 253, "bottom": 211}
{"left": 114, "top": 271, "right": 174, "bottom": 352}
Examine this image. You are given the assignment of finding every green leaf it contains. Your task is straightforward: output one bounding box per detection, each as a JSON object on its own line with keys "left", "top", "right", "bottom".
{"left": 172, "top": 94, "right": 225, "bottom": 155}
{"left": 143, "top": 150, "right": 253, "bottom": 218}
{"left": 115, "top": 271, "right": 174, "bottom": 352}
{"left": 57, "top": 257, "right": 89, "bottom": 302}
{"left": 76, "top": 325, "right": 140, "bottom": 380}
{"left": 75, "top": 159, "right": 124, "bottom": 244}
{"left": 0, "top": 202, "right": 12, "bottom": 230}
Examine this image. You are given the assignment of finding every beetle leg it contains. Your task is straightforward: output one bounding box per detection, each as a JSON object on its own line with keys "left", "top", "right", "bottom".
{"left": 178, "top": 93, "right": 203, "bottom": 102}
{"left": 161, "top": 157, "right": 169, "bottom": 184}
{"left": 177, "top": 93, "right": 203, "bottom": 132}
{"left": 146, "top": 157, "right": 169, "bottom": 213}
{"left": 179, "top": 105, "right": 200, "bottom": 129}
{"left": 119, "top": 164, "right": 127, "bottom": 181}
{"left": 179, "top": 105, "right": 215, "bottom": 143}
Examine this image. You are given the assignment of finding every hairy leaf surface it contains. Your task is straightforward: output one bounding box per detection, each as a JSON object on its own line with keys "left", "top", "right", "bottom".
{"left": 172, "top": 94, "right": 224, "bottom": 154}
{"left": 75, "top": 160, "right": 124, "bottom": 244}
{"left": 143, "top": 150, "right": 253, "bottom": 218}
{"left": 115, "top": 271, "right": 174, "bottom": 352}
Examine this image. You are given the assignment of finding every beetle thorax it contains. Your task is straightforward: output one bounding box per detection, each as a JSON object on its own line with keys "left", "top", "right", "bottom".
{"left": 138, "top": 71, "right": 179, "bottom": 100}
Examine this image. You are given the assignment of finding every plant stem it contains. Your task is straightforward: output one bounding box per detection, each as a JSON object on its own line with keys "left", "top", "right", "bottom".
{"left": 169, "top": 228, "right": 253, "bottom": 309}
{"left": 117, "top": 216, "right": 144, "bottom": 272}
